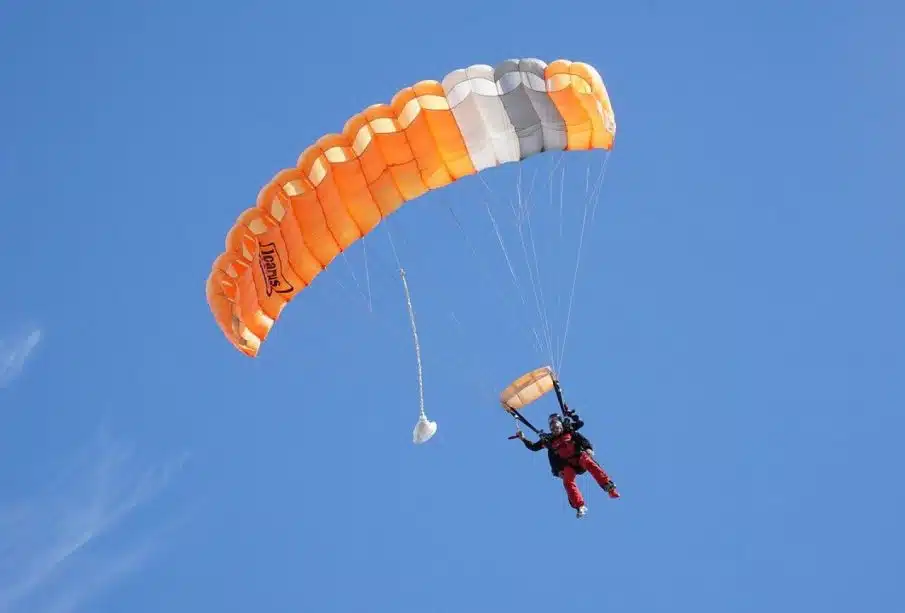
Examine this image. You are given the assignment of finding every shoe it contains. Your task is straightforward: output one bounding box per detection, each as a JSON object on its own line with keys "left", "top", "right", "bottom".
{"left": 604, "top": 481, "right": 621, "bottom": 499}
{"left": 576, "top": 505, "right": 588, "bottom": 518}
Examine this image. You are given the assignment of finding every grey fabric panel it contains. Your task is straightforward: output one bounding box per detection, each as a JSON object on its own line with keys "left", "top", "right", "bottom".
{"left": 518, "top": 58, "right": 568, "bottom": 152}
{"left": 493, "top": 58, "right": 567, "bottom": 157}
{"left": 494, "top": 59, "right": 545, "bottom": 159}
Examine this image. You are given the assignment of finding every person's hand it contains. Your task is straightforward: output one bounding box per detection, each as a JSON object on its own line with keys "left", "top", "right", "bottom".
{"left": 516, "top": 430, "right": 525, "bottom": 440}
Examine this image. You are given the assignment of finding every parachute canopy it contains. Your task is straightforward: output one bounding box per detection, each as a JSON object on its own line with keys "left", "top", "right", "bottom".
{"left": 206, "top": 58, "right": 616, "bottom": 356}
{"left": 500, "top": 365, "right": 556, "bottom": 412}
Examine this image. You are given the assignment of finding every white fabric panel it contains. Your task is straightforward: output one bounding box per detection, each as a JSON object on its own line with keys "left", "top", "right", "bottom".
{"left": 441, "top": 64, "right": 520, "bottom": 171}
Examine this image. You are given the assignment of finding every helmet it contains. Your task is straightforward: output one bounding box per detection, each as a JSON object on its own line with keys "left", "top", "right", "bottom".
{"left": 548, "top": 413, "right": 564, "bottom": 434}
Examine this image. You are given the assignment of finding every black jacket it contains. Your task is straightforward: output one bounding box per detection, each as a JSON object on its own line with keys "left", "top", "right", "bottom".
{"left": 521, "top": 414, "right": 593, "bottom": 476}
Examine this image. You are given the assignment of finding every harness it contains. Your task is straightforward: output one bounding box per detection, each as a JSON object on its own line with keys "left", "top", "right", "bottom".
{"left": 546, "top": 430, "right": 593, "bottom": 472}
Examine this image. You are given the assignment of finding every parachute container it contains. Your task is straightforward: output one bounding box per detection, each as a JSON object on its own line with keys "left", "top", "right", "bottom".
{"left": 500, "top": 366, "right": 556, "bottom": 411}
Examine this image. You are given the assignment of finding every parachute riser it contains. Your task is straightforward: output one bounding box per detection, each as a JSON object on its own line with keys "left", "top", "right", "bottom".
{"left": 552, "top": 376, "right": 568, "bottom": 415}
{"left": 504, "top": 406, "right": 542, "bottom": 437}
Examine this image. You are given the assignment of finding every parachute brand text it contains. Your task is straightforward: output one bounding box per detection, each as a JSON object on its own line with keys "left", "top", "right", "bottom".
{"left": 258, "top": 242, "right": 294, "bottom": 296}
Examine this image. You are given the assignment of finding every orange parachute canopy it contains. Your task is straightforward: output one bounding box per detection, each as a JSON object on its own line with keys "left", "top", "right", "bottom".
{"left": 205, "top": 58, "right": 616, "bottom": 356}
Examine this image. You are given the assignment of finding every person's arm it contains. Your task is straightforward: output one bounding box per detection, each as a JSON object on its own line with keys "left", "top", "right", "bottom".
{"left": 517, "top": 432, "right": 546, "bottom": 451}
{"left": 561, "top": 402, "right": 583, "bottom": 429}
{"left": 564, "top": 407, "right": 584, "bottom": 431}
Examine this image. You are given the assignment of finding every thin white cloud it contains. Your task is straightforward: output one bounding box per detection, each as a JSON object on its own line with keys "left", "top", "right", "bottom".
{"left": 38, "top": 531, "right": 160, "bottom": 613}
{"left": 0, "top": 326, "right": 42, "bottom": 389}
{"left": 0, "top": 430, "right": 187, "bottom": 613}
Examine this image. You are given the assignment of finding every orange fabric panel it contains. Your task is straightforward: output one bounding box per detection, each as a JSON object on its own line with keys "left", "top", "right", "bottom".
{"left": 206, "top": 270, "right": 242, "bottom": 347}
{"left": 415, "top": 82, "right": 476, "bottom": 181}
{"left": 574, "top": 63, "right": 616, "bottom": 151}
{"left": 544, "top": 60, "right": 615, "bottom": 152}
{"left": 366, "top": 103, "right": 429, "bottom": 202}
{"left": 316, "top": 133, "right": 383, "bottom": 236}
{"left": 257, "top": 180, "right": 324, "bottom": 286}
{"left": 225, "top": 212, "right": 285, "bottom": 323}
{"left": 297, "top": 146, "right": 362, "bottom": 252}
{"left": 277, "top": 167, "right": 341, "bottom": 268}
{"left": 343, "top": 111, "right": 405, "bottom": 217}
{"left": 238, "top": 207, "right": 307, "bottom": 307}
{"left": 219, "top": 228, "right": 266, "bottom": 340}
{"left": 545, "top": 60, "right": 593, "bottom": 150}
{"left": 391, "top": 84, "right": 451, "bottom": 190}
{"left": 211, "top": 250, "right": 268, "bottom": 347}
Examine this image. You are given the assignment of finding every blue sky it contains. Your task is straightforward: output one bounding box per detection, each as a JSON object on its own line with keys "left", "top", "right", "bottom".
{"left": 1, "top": 0, "right": 903, "bottom": 612}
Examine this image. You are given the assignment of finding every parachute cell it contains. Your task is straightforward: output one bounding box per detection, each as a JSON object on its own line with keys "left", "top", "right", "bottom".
{"left": 206, "top": 58, "right": 616, "bottom": 356}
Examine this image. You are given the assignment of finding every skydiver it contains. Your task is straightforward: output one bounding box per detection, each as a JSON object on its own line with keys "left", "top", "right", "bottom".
{"left": 516, "top": 407, "right": 619, "bottom": 518}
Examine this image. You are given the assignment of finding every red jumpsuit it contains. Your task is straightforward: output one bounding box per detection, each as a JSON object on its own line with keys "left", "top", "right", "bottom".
{"left": 522, "top": 419, "right": 619, "bottom": 509}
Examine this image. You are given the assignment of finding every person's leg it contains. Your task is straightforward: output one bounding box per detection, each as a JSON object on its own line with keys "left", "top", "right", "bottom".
{"left": 579, "top": 453, "right": 620, "bottom": 498}
{"left": 561, "top": 466, "right": 585, "bottom": 509}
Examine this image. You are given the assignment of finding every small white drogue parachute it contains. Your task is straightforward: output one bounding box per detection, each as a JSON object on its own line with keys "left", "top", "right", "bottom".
{"left": 413, "top": 415, "right": 438, "bottom": 444}
{"left": 500, "top": 365, "right": 556, "bottom": 411}
{"left": 398, "top": 267, "right": 438, "bottom": 445}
